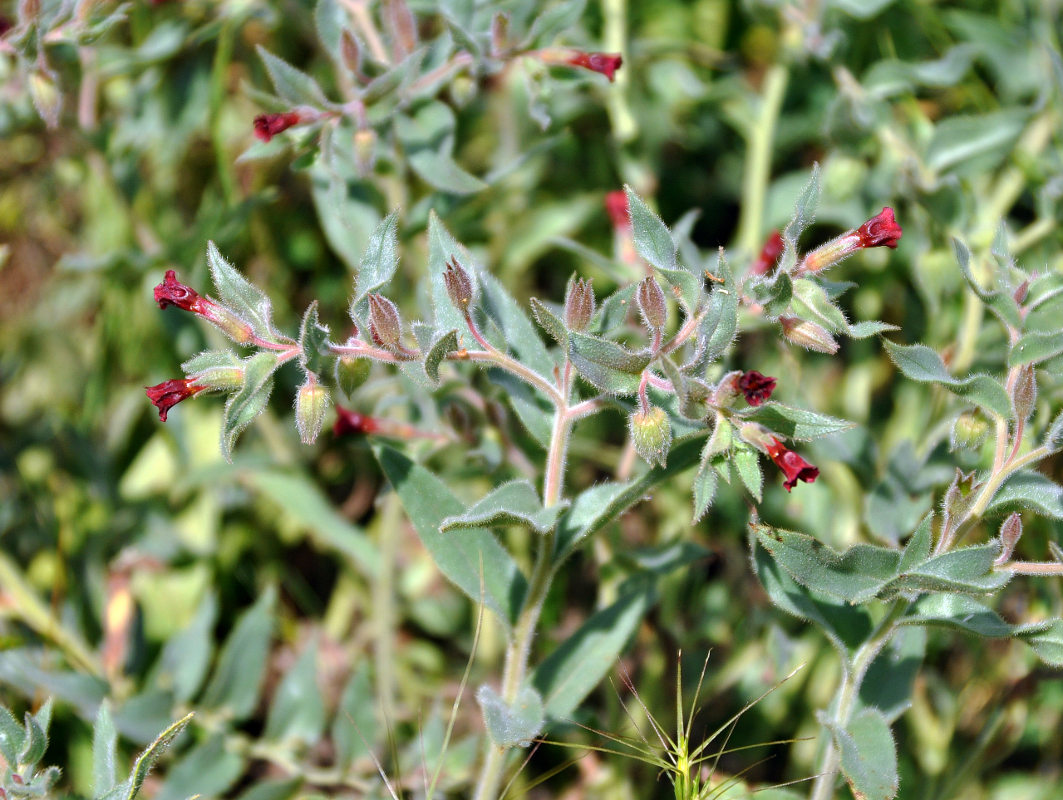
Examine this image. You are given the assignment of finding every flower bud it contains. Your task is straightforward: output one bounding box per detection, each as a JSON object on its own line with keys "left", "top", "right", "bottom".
{"left": 636, "top": 277, "right": 667, "bottom": 332}
{"left": 368, "top": 293, "right": 402, "bottom": 350}
{"left": 296, "top": 375, "right": 331, "bottom": 445}
{"left": 450, "top": 74, "right": 477, "bottom": 108}
{"left": 341, "top": 30, "right": 362, "bottom": 76}
{"left": 443, "top": 257, "right": 475, "bottom": 312}
{"left": 1012, "top": 363, "right": 1037, "bottom": 423}
{"left": 563, "top": 277, "right": 595, "bottom": 332}
{"left": 29, "top": 68, "right": 61, "bottom": 128}
{"left": 490, "top": 12, "right": 509, "bottom": 57}
{"left": 856, "top": 207, "right": 903, "bottom": 249}
{"left": 629, "top": 405, "right": 672, "bottom": 467}
{"left": 779, "top": 317, "right": 838, "bottom": 354}
{"left": 951, "top": 411, "right": 989, "bottom": 450}
{"left": 353, "top": 128, "right": 377, "bottom": 176}
{"left": 994, "top": 513, "right": 1023, "bottom": 566}
{"left": 335, "top": 356, "right": 371, "bottom": 398}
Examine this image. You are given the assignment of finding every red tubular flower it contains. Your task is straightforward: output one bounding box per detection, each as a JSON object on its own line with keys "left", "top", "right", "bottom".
{"left": 737, "top": 371, "right": 776, "bottom": 406}
{"left": 751, "top": 230, "right": 784, "bottom": 276}
{"left": 154, "top": 269, "right": 206, "bottom": 313}
{"left": 145, "top": 378, "right": 205, "bottom": 422}
{"left": 604, "top": 191, "right": 630, "bottom": 230}
{"left": 253, "top": 111, "right": 303, "bottom": 142}
{"left": 566, "top": 51, "right": 623, "bottom": 82}
{"left": 856, "top": 207, "right": 903, "bottom": 249}
{"left": 766, "top": 438, "right": 819, "bottom": 492}
{"left": 333, "top": 406, "right": 379, "bottom": 437}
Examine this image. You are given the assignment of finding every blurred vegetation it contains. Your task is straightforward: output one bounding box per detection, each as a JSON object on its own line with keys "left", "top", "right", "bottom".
{"left": 1, "top": 0, "right": 1062, "bottom": 798}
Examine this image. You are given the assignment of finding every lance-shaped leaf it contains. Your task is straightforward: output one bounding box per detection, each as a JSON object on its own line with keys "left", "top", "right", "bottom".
{"left": 298, "top": 301, "right": 331, "bottom": 375}
{"left": 692, "top": 458, "right": 718, "bottom": 523}
{"left": 886, "top": 541, "right": 1010, "bottom": 595}
{"left": 568, "top": 331, "right": 651, "bottom": 395}
{"left": 750, "top": 526, "right": 873, "bottom": 655}
{"left": 821, "top": 708, "right": 899, "bottom": 800}
{"left": 754, "top": 526, "right": 901, "bottom": 603}
{"left": 332, "top": 663, "right": 377, "bottom": 771}
{"left": 953, "top": 238, "right": 1021, "bottom": 329}
{"left": 739, "top": 402, "right": 854, "bottom": 441}
{"left": 554, "top": 433, "right": 706, "bottom": 560}
{"left": 532, "top": 583, "right": 655, "bottom": 719}
{"left": 900, "top": 594, "right": 1054, "bottom": 639}
{"left": 93, "top": 702, "right": 118, "bottom": 796}
{"left": 375, "top": 446, "right": 527, "bottom": 627}
{"left": 207, "top": 242, "right": 281, "bottom": 343}
{"left": 780, "top": 164, "right": 820, "bottom": 273}
{"left": 1009, "top": 330, "right": 1063, "bottom": 367}
{"left": 1025, "top": 620, "right": 1063, "bottom": 667}
{"left": 221, "top": 353, "right": 281, "bottom": 461}
{"left": 350, "top": 211, "right": 401, "bottom": 326}
{"left": 749, "top": 270, "right": 792, "bottom": 318}
{"left": 477, "top": 685, "right": 544, "bottom": 747}
{"left": 530, "top": 297, "right": 568, "bottom": 347}
{"left": 791, "top": 278, "right": 897, "bottom": 338}
{"left": 693, "top": 255, "right": 738, "bottom": 368}
{"left": 201, "top": 588, "right": 276, "bottom": 719}
{"left": 257, "top": 46, "right": 330, "bottom": 106}
{"left": 624, "top": 186, "right": 703, "bottom": 311}
{"left": 264, "top": 639, "right": 326, "bottom": 744}
{"left": 427, "top": 212, "right": 473, "bottom": 333}
{"left": 441, "top": 480, "right": 568, "bottom": 534}
{"left": 424, "top": 328, "right": 458, "bottom": 385}
{"left": 984, "top": 470, "right": 1063, "bottom": 519}
{"left": 858, "top": 626, "right": 925, "bottom": 723}
{"left": 883, "top": 339, "right": 1011, "bottom": 418}
{"left": 150, "top": 593, "right": 216, "bottom": 704}
{"left": 99, "top": 713, "right": 195, "bottom": 800}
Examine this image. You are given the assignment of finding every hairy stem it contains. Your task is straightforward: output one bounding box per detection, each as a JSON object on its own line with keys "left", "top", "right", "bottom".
{"left": 472, "top": 370, "right": 574, "bottom": 800}
{"left": 809, "top": 600, "right": 908, "bottom": 800}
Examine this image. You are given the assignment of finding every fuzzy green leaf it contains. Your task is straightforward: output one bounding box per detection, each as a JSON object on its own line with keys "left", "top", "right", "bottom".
{"left": 257, "top": 45, "right": 330, "bottom": 106}
{"left": 0, "top": 705, "right": 24, "bottom": 766}
{"left": 1025, "top": 620, "right": 1063, "bottom": 667}
{"left": 93, "top": 702, "right": 119, "bottom": 796}
{"left": 207, "top": 241, "right": 279, "bottom": 343}
{"left": 480, "top": 272, "right": 555, "bottom": 379}
{"left": 424, "top": 328, "right": 458, "bottom": 385}
{"left": 441, "top": 480, "right": 568, "bottom": 535}
{"left": 825, "top": 708, "right": 899, "bottom": 800}
{"left": 985, "top": 470, "right": 1063, "bottom": 519}
{"left": 427, "top": 212, "right": 473, "bottom": 334}
{"left": 780, "top": 164, "right": 820, "bottom": 272}
{"left": 569, "top": 331, "right": 651, "bottom": 395}
{"left": 532, "top": 585, "right": 654, "bottom": 719}
{"left": 888, "top": 541, "right": 1010, "bottom": 595}
{"left": 477, "top": 685, "right": 544, "bottom": 747}
{"left": 264, "top": 639, "right": 326, "bottom": 744}
{"left": 221, "top": 353, "right": 280, "bottom": 461}
{"left": 1009, "top": 331, "right": 1063, "bottom": 367}
{"left": 739, "top": 402, "right": 855, "bottom": 440}
{"left": 298, "top": 301, "right": 331, "bottom": 375}
{"left": 375, "top": 446, "right": 527, "bottom": 628}
{"left": 106, "top": 712, "right": 194, "bottom": 800}
{"left": 201, "top": 588, "right": 275, "bottom": 720}
{"left": 150, "top": 593, "right": 216, "bottom": 704}
{"left": 350, "top": 211, "right": 401, "bottom": 324}
{"left": 154, "top": 732, "right": 244, "bottom": 800}
{"left": 883, "top": 339, "right": 1011, "bottom": 417}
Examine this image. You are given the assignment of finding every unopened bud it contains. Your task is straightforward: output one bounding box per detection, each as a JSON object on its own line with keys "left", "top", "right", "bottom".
{"left": 629, "top": 405, "right": 672, "bottom": 467}
{"left": 450, "top": 74, "right": 477, "bottom": 108}
{"left": 335, "top": 356, "right": 371, "bottom": 398}
{"left": 636, "top": 277, "right": 667, "bottom": 332}
{"left": 341, "top": 30, "right": 362, "bottom": 76}
{"left": 994, "top": 512, "right": 1023, "bottom": 566}
{"left": 296, "top": 375, "right": 331, "bottom": 444}
{"left": 443, "top": 257, "right": 475, "bottom": 312}
{"left": 951, "top": 411, "right": 988, "bottom": 450}
{"left": 779, "top": 317, "right": 838, "bottom": 354}
{"left": 490, "top": 12, "right": 509, "bottom": 57}
{"left": 1013, "top": 279, "right": 1029, "bottom": 305}
{"left": 563, "top": 277, "right": 595, "bottom": 332}
{"left": 29, "top": 68, "right": 61, "bottom": 128}
{"left": 353, "top": 128, "right": 377, "bottom": 176}
{"left": 1012, "top": 364, "right": 1037, "bottom": 422}
{"left": 368, "top": 293, "right": 402, "bottom": 349}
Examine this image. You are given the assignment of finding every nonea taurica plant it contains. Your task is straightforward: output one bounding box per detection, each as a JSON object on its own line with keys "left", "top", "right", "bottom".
{"left": 145, "top": 154, "right": 1063, "bottom": 800}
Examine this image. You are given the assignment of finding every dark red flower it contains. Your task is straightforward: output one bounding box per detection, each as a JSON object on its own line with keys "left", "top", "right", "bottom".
{"left": 737, "top": 371, "right": 776, "bottom": 406}
{"left": 146, "top": 378, "right": 205, "bottom": 422}
{"left": 751, "top": 230, "right": 784, "bottom": 275}
{"left": 154, "top": 269, "right": 205, "bottom": 312}
{"left": 604, "top": 190, "right": 630, "bottom": 229}
{"left": 253, "top": 111, "right": 303, "bottom": 142}
{"left": 766, "top": 438, "right": 819, "bottom": 492}
{"left": 333, "top": 406, "right": 379, "bottom": 437}
{"left": 856, "top": 207, "right": 902, "bottom": 249}
{"left": 566, "top": 51, "right": 623, "bottom": 82}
